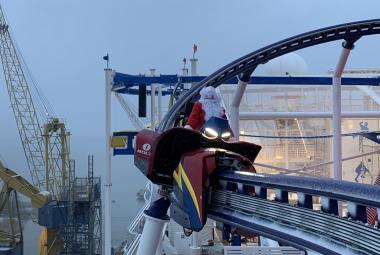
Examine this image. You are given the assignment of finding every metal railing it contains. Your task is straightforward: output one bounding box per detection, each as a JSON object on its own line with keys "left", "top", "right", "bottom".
{"left": 123, "top": 182, "right": 152, "bottom": 255}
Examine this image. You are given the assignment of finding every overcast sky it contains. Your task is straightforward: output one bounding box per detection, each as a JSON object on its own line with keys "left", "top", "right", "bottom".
{"left": 0, "top": 0, "right": 379, "bottom": 181}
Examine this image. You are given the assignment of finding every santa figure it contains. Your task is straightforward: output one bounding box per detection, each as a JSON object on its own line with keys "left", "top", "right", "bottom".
{"left": 185, "top": 86, "right": 227, "bottom": 130}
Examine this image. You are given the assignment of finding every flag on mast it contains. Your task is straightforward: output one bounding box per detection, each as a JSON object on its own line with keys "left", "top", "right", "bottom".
{"left": 193, "top": 44, "right": 198, "bottom": 59}
{"left": 103, "top": 53, "right": 109, "bottom": 68}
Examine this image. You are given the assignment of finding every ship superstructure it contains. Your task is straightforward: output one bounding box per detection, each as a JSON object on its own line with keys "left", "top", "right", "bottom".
{"left": 107, "top": 19, "right": 380, "bottom": 255}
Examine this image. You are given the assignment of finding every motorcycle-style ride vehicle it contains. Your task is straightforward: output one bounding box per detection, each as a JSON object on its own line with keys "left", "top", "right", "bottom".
{"left": 134, "top": 117, "right": 261, "bottom": 231}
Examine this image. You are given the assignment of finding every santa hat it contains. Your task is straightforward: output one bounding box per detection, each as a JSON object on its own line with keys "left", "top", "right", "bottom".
{"left": 199, "top": 86, "right": 224, "bottom": 122}
{"left": 199, "top": 86, "right": 221, "bottom": 103}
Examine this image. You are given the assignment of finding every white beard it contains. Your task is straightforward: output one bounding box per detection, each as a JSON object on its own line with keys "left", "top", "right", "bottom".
{"left": 200, "top": 100, "right": 224, "bottom": 121}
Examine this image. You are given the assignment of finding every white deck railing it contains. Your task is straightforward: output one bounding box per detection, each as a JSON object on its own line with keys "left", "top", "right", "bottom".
{"left": 124, "top": 182, "right": 152, "bottom": 255}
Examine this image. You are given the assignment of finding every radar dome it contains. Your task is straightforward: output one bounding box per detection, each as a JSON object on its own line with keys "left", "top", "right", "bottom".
{"left": 263, "top": 52, "right": 308, "bottom": 76}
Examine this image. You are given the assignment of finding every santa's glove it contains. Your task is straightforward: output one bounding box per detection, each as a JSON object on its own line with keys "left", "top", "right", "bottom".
{"left": 184, "top": 125, "right": 193, "bottom": 129}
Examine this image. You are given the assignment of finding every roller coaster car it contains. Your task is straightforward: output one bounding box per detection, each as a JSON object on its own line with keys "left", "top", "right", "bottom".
{"left": 134, "top": 123, "right": 261, "bottom": 231}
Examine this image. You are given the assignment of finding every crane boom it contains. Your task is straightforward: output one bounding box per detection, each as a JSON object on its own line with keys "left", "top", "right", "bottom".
{"left": 0, "top": 5, "right": 45, "bottom": 189}
{"left": 0, "top": 160, "right": 51, "bottom": 253}
{"left": 0, "top": 161, "right": 51, "bottom": 209}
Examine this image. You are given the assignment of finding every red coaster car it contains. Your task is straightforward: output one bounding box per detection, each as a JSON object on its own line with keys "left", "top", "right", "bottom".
{"left": 134, "top": 121, "right": 261, "bottom": 231}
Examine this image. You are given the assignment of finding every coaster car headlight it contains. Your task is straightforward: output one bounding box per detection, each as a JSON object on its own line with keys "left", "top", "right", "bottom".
{"left": 221, "top": 131, "right": 231, "bottom": 139}
{"left": 201, "top": 117, "right": 233, "bottom": 140}
{"left": 204, "top": 127, "right": 218, "bottom": 138}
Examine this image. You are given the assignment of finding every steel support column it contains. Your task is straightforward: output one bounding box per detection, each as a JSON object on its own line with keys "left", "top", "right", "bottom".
{"left": 332, "top": 39, "right": 358, "bottom": 181}
{"left": 230, "top": 71, "right": 254, "bottom": 140}
{"left": 104, "top": 68, "right": 113, "bottom": 255}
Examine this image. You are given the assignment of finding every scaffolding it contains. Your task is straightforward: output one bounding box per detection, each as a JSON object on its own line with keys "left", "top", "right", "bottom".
{"left": 60, "top": 155, "right": 102, "bottom": 255}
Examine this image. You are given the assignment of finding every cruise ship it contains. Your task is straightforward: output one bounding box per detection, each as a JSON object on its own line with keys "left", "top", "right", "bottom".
{"left": 2, "top": 10, "right": 380, "bottom": 255}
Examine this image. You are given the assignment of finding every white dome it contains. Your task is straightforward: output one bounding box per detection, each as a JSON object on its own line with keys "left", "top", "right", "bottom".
{"left": 263, "top": 52, "right": 308, "bottom": 76}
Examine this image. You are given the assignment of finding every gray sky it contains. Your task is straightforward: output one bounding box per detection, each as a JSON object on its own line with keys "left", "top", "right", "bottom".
{"left": 0, "top": 0, "right": 380, "bottom": 180}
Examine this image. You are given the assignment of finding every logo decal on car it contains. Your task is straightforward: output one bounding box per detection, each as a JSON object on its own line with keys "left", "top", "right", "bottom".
{"left": 142, "top": 143, "right": 151, "bottom": 151}
{"left": 137, "top": 143, "right": 151, "bottom": 156}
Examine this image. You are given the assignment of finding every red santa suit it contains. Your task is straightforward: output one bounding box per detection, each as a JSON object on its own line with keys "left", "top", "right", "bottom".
{"left": 186, "top": 86, "right": 226, "bottom": 131}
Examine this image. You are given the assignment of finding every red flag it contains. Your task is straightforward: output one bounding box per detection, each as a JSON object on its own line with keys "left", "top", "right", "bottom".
{"left": 193, "top": 44, "right": 198, "bottom": 58}
{"left": 367, "top": 173, "right": 380, "bottom": 224}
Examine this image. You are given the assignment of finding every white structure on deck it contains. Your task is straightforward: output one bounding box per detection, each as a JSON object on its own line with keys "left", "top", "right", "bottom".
{"left": 107, "top": 53, "right": 380, "bottom": 255}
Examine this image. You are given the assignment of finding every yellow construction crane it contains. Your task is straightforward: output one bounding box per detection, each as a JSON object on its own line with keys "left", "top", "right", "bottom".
{"left": 0, "top": 160, "right": 51, "bottom": 254}
{"left": 0, "top": 3, "right": 102, "bottom": 254}
{"left": 0, "top": 3, "right": 69, "bottom": 201}
{"left": 0, "top": 3, "right": 69, "bottom": 254}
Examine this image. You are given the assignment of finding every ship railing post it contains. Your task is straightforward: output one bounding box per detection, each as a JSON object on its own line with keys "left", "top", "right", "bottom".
{"left": 158, "top": 84, "right": 162, "bottom": 122}
{"left": 150, "top": 68, "right": 156, "bottom": 129}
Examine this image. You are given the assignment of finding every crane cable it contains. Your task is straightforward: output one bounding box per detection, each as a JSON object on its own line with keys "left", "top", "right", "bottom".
{"left": 8, "top": 24, "right": 56, "bottom": 120}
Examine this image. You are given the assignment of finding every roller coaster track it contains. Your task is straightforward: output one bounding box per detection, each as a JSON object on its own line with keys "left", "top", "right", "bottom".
{"left": 208, "top": 171, "right": 380, "bottom": 254}
{"left": 157, "top": 19, "right": 380, "bottom": 254}
{"left": 159, "top": 19, "right": 380, "bottom": 131}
